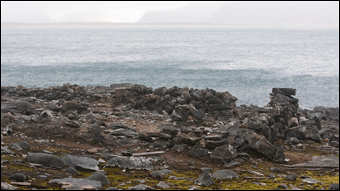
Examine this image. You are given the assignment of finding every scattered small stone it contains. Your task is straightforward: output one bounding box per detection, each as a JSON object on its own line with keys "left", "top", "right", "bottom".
{"left": 224, "top": 161, "right": 241, "bottom": 168}
{"left": 174, "top": 177, "right": 195, "bottom": 182}
{"left": 285, "top": 174, "right": 297, "bottom": 181}
{"left": 201, "top": 167, "right": 213, "bottom": 172}
{"left": 150, "top": 171, "right": 163, "bottom": 179}
{"left": 269, "top": 167, "right": 284, "bottom": 173}
{"left": 247, "top": 170, "right": 264, "bottom": 177}
{"left": 36, "top": 175, "right": 48, "bottom": 179}
{"left": 268, "top": 173, "right": 276, "bottom": 179}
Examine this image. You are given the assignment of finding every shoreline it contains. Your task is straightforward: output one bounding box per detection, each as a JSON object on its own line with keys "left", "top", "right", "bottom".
{"left": 1, "top": 83, "right": 338, "bottom": 111}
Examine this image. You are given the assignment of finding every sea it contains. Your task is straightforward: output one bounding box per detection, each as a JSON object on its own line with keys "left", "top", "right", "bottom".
{"left": 1, "top": 25, "right": 339, "bottom": 110}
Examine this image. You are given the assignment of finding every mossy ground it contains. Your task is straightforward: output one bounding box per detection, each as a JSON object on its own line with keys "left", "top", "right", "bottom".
{"left": 1, "top": 118, "right": 338, "bottom": 190}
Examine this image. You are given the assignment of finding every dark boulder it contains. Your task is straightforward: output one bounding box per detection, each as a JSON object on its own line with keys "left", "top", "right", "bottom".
{"left": 211, "top": 144, "right": 237, "bottom": 162}
{"left": 195, "top": 172, "right": 215, "bottom": 187}
{"left": 26, "top": 153, "right": 65, "bottom": 168}
{"left": 86, "top": 172, "right": 110, "bottom": 186}
{"left": 8, "top": 141, "right": 30, "bottom": 151}
{"left": 244, "top": 132, "right": 285, "bottom": 163}
{"left": 61, "top": 154, "right": 99, "bottom": 171}
{"left": 8, "top": 173, "right": 27, "bottom": 182}
{"left": 284, "top": 125, "right": 321, "bottom": 143}
{"left": 65, "top": 167, "right": 81, "bottom": 176}
{"left": 61, "top": 101, "right": 87, "bottom": 114}
{"left": 153, "top": 87, "right": 167, "bottom": 96}
{"left": 189, "top": 145, "right": 210, "bottom": 159}
{"left": 272, "top": 88, "right": 296, "bottom": 96}
{"left": 1, "top": 101, "right": 35, "bottom": 115}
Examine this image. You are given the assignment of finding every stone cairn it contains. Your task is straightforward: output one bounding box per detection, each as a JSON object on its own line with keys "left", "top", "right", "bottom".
{"left": 110, "top": 84, "right": 238, "bottom": 126}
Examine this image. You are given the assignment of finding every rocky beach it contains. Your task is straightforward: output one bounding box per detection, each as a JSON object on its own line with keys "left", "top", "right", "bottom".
{"left": 1, "top": 83, "right": 339, "bottom": 190}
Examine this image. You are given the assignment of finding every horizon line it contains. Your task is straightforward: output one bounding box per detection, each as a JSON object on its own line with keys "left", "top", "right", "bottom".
{"left": 1, "top": 22, "right": 339, "bottom": 27}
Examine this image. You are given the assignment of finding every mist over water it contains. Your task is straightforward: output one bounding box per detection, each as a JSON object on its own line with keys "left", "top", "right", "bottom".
{"left": 1, "top": 25, "right": 339, "bottom": 109}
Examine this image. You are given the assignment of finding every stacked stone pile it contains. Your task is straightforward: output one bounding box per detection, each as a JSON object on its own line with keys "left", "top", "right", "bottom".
{"left": 1, "top": 84, "right": 339, "bottom": 165}
{"left": 110, "top": 84, "right": 238, "bottom": 125}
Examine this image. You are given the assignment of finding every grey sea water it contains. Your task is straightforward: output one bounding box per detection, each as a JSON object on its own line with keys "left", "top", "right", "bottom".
{"left": 1, "top": 25, "right": 339, "bottom": 109}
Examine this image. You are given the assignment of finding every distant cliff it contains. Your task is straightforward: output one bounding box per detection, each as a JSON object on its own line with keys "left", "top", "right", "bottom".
{"left": 137, "top": 1, "right": 339, "bottom": 25}
{"left": 204, "top": 1, "right": 339, "bottom": 25}
{"left": 137, "top": 2, "right": 223, "bottom": 23}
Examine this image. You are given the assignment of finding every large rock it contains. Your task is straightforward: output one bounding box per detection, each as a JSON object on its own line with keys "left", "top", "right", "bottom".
{"left": 153, "top": 87, "right": 167, "bottom": 96}
{"left": 211, "top": 144, "right": 237, "bottom": 162}
{"left": 8, "top": 141, "right": 30, "bottom": 151}
{"left": 105, "top": 156, "right": 154, "bottom": 171}
{"left": 212, "top": 170, "right": 239, "bottom": 180}
{"left": 189, "top": 145, "right": 210, "bottom": 159}
{"left": 128, "top": 184, "right": 154, "bottom": 190}
{"left": 1, "top": 101, "right": 35, "bottom": 115}
{"left": 8, "top": 173, "right": 27, "bottom": 182}
{"left": 195, "top": 172, "right": 215, "bottom": 187}
{"left": 284, "top": 125, "right": 321, "bottom": 143}
{"left": 78, "top": 124, "right": 105, "bottom": 143}
{"left": 61, "top": 101, "right": 87, "bottom": 114}
{"left": 49, "top": 178, "right": 102, "bottom": 190}
{"left": 61, "top": 154, "right": 99, "bottom": 171}
{"left": 86, "top": 172, "right": 109, "bottom": 186}
{"left": 272, "top": 88, "right": 296, "bottom": 96}
{"left": 25, "top": 153, "right": 65, "bottom": 168}
{"left": 159, "top": 124, "right": 179, "bottom": 138}
{"left": 245, "top": 133, "right": 285, "bottom": 163}
{"left": 1, "top": 182, "right": 18, "bottom": 190}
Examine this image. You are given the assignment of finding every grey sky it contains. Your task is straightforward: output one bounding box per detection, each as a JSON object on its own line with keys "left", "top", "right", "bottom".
{"left": 1, "top": 1, "right": 339, "bottom": 25}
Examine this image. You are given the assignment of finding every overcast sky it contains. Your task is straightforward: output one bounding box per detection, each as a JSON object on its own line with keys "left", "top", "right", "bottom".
{"left": 1, "top": 1, "right": 192, "bottom": 23}
{"left": 1, "top": 1, "right": 339, "bottom": 24}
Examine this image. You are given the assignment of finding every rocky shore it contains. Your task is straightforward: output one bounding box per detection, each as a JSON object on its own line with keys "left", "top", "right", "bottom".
{"left": 1, "top": 83, "right": 339, "bottom": 190}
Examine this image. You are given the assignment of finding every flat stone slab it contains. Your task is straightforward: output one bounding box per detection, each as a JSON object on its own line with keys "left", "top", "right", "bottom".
{"left": 292, "top": 156, "right": 339, "bottom": 168}
{"left": 129, "top": 184, "right": 154, "bottom": 190}
{"left": 224, "top": 161, "right": 241, "bottom": 168}
{"left": 61, "top": 154, "right": 99, "bottom": 171}
{"left": 25, "top": 153, "right": 65, "bottom": 168}
{"left": 49, "top": 178, "right": 102, "bottom": 190}
{"left": 105, "top": 156, "right": 154, "bottom": 170}
{"left": 212, "top": 170, "right": 239, "bottom": 180}
{"left": 301, "top": 178, "right": 321, "bottom": 184}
